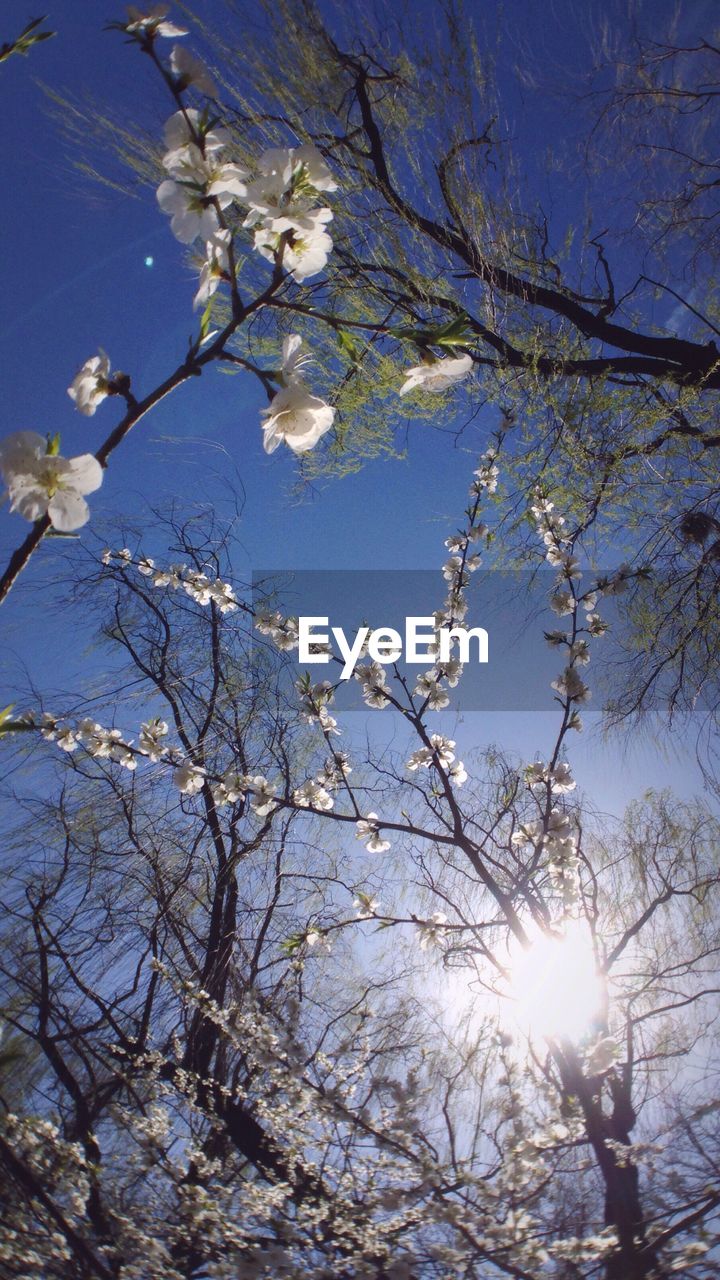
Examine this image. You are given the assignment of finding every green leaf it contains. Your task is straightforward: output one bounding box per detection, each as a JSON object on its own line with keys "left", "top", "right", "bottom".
{"left": 336, "top": 328, "right": 362, "bottom": 366}
{"left": 199, "top": 298, "right": 214, "bottom": 340}
{"left": 46, "top": 432, "right": 61, "bottom": 456}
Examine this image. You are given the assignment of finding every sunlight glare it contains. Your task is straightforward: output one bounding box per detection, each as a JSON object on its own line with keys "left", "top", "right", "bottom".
{"left": 507, "top": 918, "right": 603, "bottom": 1042}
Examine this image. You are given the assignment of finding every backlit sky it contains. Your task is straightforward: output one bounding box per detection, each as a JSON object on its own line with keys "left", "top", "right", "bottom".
{"left": 0, "top": 0, "right": 714, "bottom": 811}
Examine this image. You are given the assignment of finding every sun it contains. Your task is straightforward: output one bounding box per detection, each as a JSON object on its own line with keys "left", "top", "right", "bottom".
{"left": 506, "top": 918, "right": 604, "bottom": 1042}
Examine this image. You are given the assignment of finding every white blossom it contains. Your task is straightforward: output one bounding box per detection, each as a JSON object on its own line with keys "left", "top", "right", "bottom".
{"left": 292, "top": 779, "right": 334, "bottom": 811}
{"left": 253, "top": 217, "right": 333, "bottom": 281}
{"left": 174, "top": 762, "right": 205, "bottom": 795}
{"left": 407, "top": 735, "right": 456, "bottom": 770}
{"left": 0, "top": 431, "right": 103, "bottom": 532}
{"left": 353, "top": 893, "right": 379, "bottom": 919}
{"left": 163, "top": 109, "right": 229, "bottom": 158}
{"left": 193, "top": 228, "right": 232, "bottom": 309}
{"left": 169, "top": 45, "right": 215, "bottom": 95}
{"left": 139, "top": 718, "right": 169, "bottom": 761}
{"left": 584, "top": 1036, "right": 619, "bottom": 1075}
{"left": 246, "top": 775, "right": 278, "bottom": 817}
{"left": 399, "top": 354, "right": 473, "bottom": 396}
{"left": 551, "top": 667, "right": 591, "bottom": 703}
{"left": 261, "top": 382, "right": 334, "bottom": 454}
{"left": 67, "top": 350, "right": 112, "bottom": 416}
{"left": 125, "top": 5, "right": 188, "bottom": 37}
{"left": 356, "top": 814, "right": 391, "bottom": 853}
{"left": 417, "top": 912, "right": 449, "bottom": 951}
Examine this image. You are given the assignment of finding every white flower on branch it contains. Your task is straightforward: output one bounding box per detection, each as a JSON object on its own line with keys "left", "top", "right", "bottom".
{"left": 168, "top": 45, "right": 215, "bottom": 95}
{"left": 279, "top": 333, "right": 314, "bottom": 383}
{"left": 414, "top": 672, "right": 450, "bottom": 711}
{"left": 138, "top": 718, "right": 169, "bottom": 762}
{"left": 354, "top": 893, "right": 379, "bottom": 919}
{"left": 292, "top": 779, "right": 334, "bottom": 811}
{"left": 253, "top": 217, "right": 334, "bottom": 281}
{"left": 472, "top": 452, "right": 500, "bottom": 493}
{"left": 417, "top": 912, "right": 449, "bottom": 951}
{"left": 244, "top": 143, "right": 337, "bottom": 279}
{"left": 399, "top": 353, "right": 473, "bottom": 396}
{"left": 549, "top": 762, "right": 576, "bottom": 793}
{"left": 448, "top": 761, "right": 467, "bottom": 786}
{"left": 261, "top": 382, "right": 334, "bottom": 455}
{"left": 162, "top": 109, "right": 230, "bottom": 167}
{"left": 584, "top": 1035, "right": 619, "bottom": 1075}
{"left": 354, "top": 662, "right": 391, "bottom": 709}
{"left": 550, "top": 589, "right": 575, "bottom": 616}
{"left": 211, "top": 768, "right": 247, "bottom": 807}
{"left": 157, "top": 150, "right": 247, "bottom": 244}
{"left": 193, "top": 228, "right": 232, "bottom": 310}
{"left": 551, "top": 666, "right": 591, "bottom": 704}
{"left": 406, "top": 734, "right": 456, "bottom": 771}
{"left": 174, "top": 762, "right": 205, "bottom": 795}
{"left": 125, "top": 5, "right": 188, "bottom": 37}
{"left": 0, "top": 431, "right": 103, "bottom": 532}
{"left": 586, "top": 612, "right": 609, "bottom": 637}
{"left": 67, "top": 350, "right": 112, "bottom": 416}
{"left": 246, "top": 775, "right": 278, "bottom": 817}
{"left": 355, "top": 814, "right": 391, "bottom": 853}
{"left": 255, "top": 142, "right": 338, "bottom": 194}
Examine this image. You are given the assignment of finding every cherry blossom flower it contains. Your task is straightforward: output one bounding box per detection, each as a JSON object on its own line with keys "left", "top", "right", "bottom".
{"left": 417, "top": 911, "right": 449, "bottom": 951}
{"left": 0, "top": 431, "right": 103, "bottom": 531}
{"left": 253, "top": 220, "right": 334, "bottom": 281}
{"left": 162, "top": 110, "right": 230, "bottom": 171}
{"left": 157, "top": 154, "right": 247, "bottom": 244}
{"left": 67, "top": 350, "right": 112, "bottom": 416}
{"left": 193, "top": 229, "right": 232, "bottom": 309}
{"left": 406, "top": 734, "right": 456, "bottom": 770}
{"left": 139, "top": 718, "right": 169, "bottom": 761}
{"left": 414, "top": 672, "right": 450, "bottom": 710}
{"left": 550, "top": 762, "right": 576, "bottom": 793}
{"left": 255, "top": 142, "right": 338, "bottom": 193}
{"left": 354, "top": 894, "right": 379, "bottom": 919}
{"left": 292, "top": 779, "right": 334, "bottom": 810}
{"left": 355, "top": 814, "right": 391, "bottom": 853}
{"left": 279, "top": 333, "right": 313, "bottom": 383}
{"left": 246, "top": 775, "right": 278, "bottom": 817}
{"left": 169, "top": 45, "right": 215, "bottom": 95}
{"left": 448, "top": 760, "right": 467, "bottom": 786}
{"left": 354, "top": 662, "right": 391, "bottom": 709}
{"left": 157, "top": 177, "right": 220, "bottom": 243}
{"left": 550, "top": 589, "right": 575, "bottom": 616}
{"left": 125, "top": 5, "right": 188, "bottom": 37}
{"left": 586, "top": 612, "right": 609, "bottom": 637}
{"left": 174, "top": 762, "right": 205, "bottom": 795}
{"left": 399, "top": 354, "right": 473, "bottom": 396}
{"left": 211, "top": 768, "right": 247, "bottom": 807}
{"left": 551, "top": 667, "right": 591, "bottom": 703}
{"left": 261, "top": 383, "right": 334, "bottom": 455}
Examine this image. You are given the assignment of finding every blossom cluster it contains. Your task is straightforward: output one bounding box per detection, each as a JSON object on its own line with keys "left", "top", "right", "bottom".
{"left": 155, "top": 86, "right": 338, "bottom": 287}
{"left": 101, "top": 546, "right": 240, "bottom": 612}
{"left": 407, "top": 733, "right": 466, "bottom": 787}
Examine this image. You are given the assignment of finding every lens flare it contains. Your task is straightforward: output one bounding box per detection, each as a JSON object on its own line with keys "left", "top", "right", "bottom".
{"left": 506, "top": 918, "right": 603, "bottom": 1041}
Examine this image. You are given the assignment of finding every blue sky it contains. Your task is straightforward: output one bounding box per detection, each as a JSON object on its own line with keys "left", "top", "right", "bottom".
{"left": 0, "top": 0, "right": 712, "bottom": 812}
